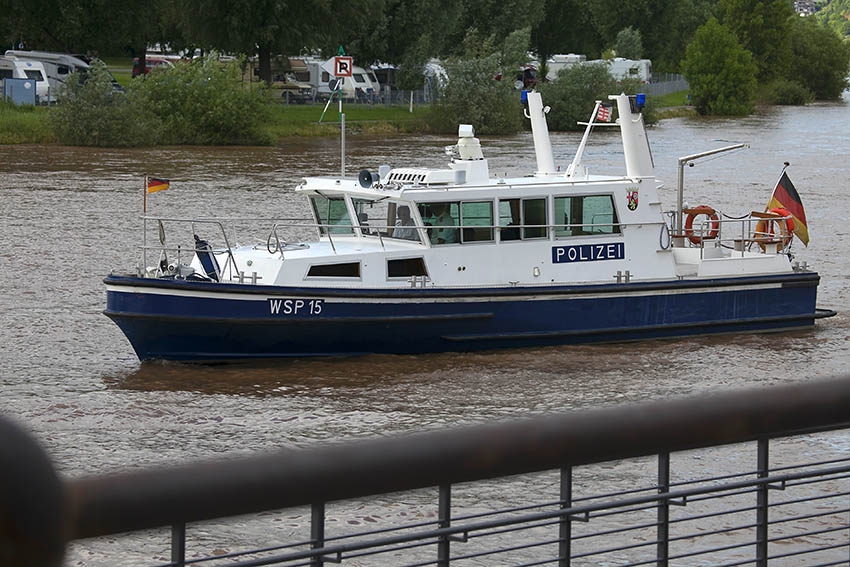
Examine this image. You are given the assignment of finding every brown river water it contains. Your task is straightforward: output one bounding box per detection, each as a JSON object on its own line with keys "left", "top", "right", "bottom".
{"left": 1, "top": 99, "right": 850, "bottom": 565}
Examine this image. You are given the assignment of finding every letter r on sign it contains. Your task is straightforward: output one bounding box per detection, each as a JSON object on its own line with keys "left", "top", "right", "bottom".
{"left": 334, "top": 56, "right": 353, "bottom": 77}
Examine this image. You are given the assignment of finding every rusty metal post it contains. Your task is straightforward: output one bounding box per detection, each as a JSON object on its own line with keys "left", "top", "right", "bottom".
{"left": 558, "top": 466, "right": 572, "bottom": 567}
{"left": 438, "top": 484, "right": 451, "bottom": 566}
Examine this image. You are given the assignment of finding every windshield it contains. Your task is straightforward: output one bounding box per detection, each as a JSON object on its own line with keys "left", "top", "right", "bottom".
{"left": 310, "top": 195, "right": 352, "bottom": 235}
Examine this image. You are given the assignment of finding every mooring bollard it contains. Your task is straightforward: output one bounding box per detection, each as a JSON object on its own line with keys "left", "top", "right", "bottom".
{"left": 0, "top": 416, "right": 65, "bottom": 567}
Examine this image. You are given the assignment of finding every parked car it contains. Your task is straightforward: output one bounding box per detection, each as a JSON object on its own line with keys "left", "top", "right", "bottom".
{"left": 279, "top": 79, "right": 314, "bottom": 104}
{"left": 132, "top": 56, "right": 176, "bottom": 78}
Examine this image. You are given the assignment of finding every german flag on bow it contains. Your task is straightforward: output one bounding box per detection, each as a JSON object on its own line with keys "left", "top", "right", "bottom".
{"left": 767, "top": 171, "right": 808, "bottom": 246}
{"left": 146, "top": 176, "right": 170, "bottom": 193}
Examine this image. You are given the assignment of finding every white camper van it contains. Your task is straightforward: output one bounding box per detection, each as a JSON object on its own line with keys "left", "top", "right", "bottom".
{"left": 1, "top": 57, "right": 52, "bottom": 102}
{"left": 302, "top": 57, "right": 380, "bottom": 101}
{"left": 5, "top": 51, "right": 90, "bottom": 94}
{"left": 0, "top": 57, "right": 13, "bottom": 81}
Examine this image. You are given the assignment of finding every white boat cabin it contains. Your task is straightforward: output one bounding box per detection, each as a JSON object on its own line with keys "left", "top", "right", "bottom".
{"left": 179, "top": 93, "right": 795, "bottom": 290}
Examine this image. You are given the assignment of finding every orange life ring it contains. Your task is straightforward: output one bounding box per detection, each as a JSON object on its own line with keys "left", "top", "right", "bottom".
{"left": 754, "top": 207, "right": 795, "bottom": 250}
{"left": 684, "top": 205, "right": 720, "bottom": 245}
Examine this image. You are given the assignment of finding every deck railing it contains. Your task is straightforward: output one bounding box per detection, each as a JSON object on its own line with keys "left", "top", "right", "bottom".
{"left": 5, "top": 376, "right": 850, "bottom": 566}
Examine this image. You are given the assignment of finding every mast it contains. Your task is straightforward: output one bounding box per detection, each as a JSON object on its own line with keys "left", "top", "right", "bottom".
{"left": 524, "top": 91, "right": 556, "bottom": 176}
{"left": 612, "top": 94, "right": 654, "bottom": 179}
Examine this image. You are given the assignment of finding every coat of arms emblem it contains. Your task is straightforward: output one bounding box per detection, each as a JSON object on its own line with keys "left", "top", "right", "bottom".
{"left": 627, "top": 188, "right": 639, "bottom": 211}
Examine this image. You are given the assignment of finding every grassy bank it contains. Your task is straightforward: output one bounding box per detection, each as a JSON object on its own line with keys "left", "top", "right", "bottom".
{"left": 0, "top": 90, "right": 690, "bottom": 145}
{"left": 0, "top": 102, "right": 56, "bottom": 144}
{"left": 263, "top": 103, "right": 430, "bottom": 137}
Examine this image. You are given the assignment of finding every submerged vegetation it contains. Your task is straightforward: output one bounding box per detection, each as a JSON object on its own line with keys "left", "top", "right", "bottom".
{"left": 51, "top": 56, "right": 270, "bottom": 147}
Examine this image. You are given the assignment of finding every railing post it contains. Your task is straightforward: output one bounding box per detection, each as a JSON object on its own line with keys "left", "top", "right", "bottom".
{"left": 657, "top": 452, "right": 670, "bottom": 567}
{"left": 756, "top": 439, "right": 769, "bottom": 567}
{"left": 170, "top": 523, "right": 185, "bottom": 567}
{"left": 559, "top": 466, "right": 572, "bottom": 567}
{"left": 311, "top": 502, "right": 325, "bottom": 567}
{"left": 438, "top": 483, "right": 451, "bottom": 567}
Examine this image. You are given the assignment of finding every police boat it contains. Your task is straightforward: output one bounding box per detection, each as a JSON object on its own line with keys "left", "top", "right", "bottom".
{"left": 104, "top": 92, "right": 835, "bottom": 361}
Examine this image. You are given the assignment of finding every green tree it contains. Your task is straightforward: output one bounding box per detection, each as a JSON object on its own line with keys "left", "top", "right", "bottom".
{"left": 649, "top": 0, "right": 717, "bottom": 70}
{"left": 452, "top": 0, "right": 545, "bottom": 54}
{"left": 681, "top": 17, "right": 758, "bottom": 115}
{"left": 370, "top": 0, "right": 465, "bottom": 89}
{"left": 614, "top": 26, "right": 643, "bottom": 59}
{"left": 0, "top": 0, "right": 176, "bottom": 75}
{"left": 788, "top": 16, "right": 850, "bottom": 99}
{"left": 177, "top": 0, "right": 383, "bottom": 84}
{"left": 717, "top": 0, "right": 794, "bottom": 81}
{"left": 816, "top": 0, "right": 850, "bottom": 37}
{"left": 532, "top": 0, "right": 604, "bottom": 74}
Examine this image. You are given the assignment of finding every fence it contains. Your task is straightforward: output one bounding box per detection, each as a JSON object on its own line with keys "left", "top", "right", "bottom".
{"left": 646, "top": 74, "right": 689, "bottom": 98}
{"left": 281, "top": 89, "right": 432, "bottom": 108}
{"left": 5, "top": 377, "right": 850, "bottom": 566}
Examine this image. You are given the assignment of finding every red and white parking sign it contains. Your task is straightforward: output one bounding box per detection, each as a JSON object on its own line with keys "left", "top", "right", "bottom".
{"left": 333, "top": 56, "right": 353, "bottom": 77}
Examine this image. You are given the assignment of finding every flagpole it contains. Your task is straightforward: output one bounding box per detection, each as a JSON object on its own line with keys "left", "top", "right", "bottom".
{"left": 764, "top": 162, "right": 790, "bottom": 212}
{"left": 566, "top": 100, "right": 602, "bottom": 177}
{"left": 143, "top": 175, "right": 147, "bottom": 276}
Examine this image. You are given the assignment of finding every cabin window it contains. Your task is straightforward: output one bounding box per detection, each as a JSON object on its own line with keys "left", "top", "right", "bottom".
{"left": 0, "top": 69, "right": 12, "bottom": 80}
{"left": 353, "top": 73, "right": 365, "bottom": 83}
{"left": 418, "top": 202, "right": 459, "bottom": 245}
{"left": 57, "top": 65, "right": 71, "bottom": 76}
{"left": 460, "top": 201, "right": 494, "bottom": 243}
{"left": 387, "top": 257, "right": 428, "bottom": 278}
{"left": 388, "top": 202, "right": 421, "bottom": 242}
{"left": 308, "top": 262, "right": 360, "bottom": 278}
{"left": 522, "top": 198, "right": 548, "bottom": 239}
{"left": 321, "top": 71, "right": 330, "bottom": 82}
{"left": 352, "top": 198, "right": 390, "bottom": 237}
{"left": 553, "top": 195, "right": 621, "bottom": 237}
{"left": 24, "top": 70, "right": 44, "bottom": 82}
{"left": 311, "top": 195, "right": 353, "bottom": 235}
{"left": 498, "top": 199, "right": 522, "bottom": 241}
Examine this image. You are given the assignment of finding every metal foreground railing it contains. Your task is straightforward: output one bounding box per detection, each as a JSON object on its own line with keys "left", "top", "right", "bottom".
{"left": 5, "top": 378, "right": 850, "bottom": 567}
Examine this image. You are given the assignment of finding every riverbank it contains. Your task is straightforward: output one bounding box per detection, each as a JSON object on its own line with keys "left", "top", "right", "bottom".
{"left": 0, "top": 92, "right": 693, "bottom": 145}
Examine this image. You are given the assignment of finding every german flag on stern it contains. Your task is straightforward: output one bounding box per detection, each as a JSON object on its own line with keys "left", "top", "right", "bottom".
{"left": 146, "top": 176, "right": 170, "bottom": 193}
{"left": 767, "top": 171, "right": 809, "bottom": 246}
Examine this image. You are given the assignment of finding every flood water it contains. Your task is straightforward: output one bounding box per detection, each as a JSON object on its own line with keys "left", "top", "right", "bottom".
{"left": 1, "top": 98, "right": 850, "bottom": 565}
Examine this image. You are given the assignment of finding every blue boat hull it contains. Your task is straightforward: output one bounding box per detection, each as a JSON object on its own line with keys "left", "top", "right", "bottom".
{"left": 104, "top": 273, "right": 826, "bottom": 361}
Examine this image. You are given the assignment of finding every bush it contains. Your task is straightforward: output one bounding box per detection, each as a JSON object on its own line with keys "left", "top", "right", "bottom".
{"left": 760, "top": 79, "right": 814, "bottom": 105}
{"left": 50, "top": 63, "right": 158, "bottom": 147}
{"left": 50, "top": 55, "right": 271, "bottom": 147}
{"left": 427, "top": 53, "right": 524, "bottom": 135}
{"left": 537, "top": 63, "right": 656, "bottom": 131}
{"left": 681, "top": 17, "right": 758, "bottom": 116}
{"left": 132, "top": 54, "right": 271, "bottom": 145}
{"left": 538, "top": 63, "right": 617, "bottom": 131}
